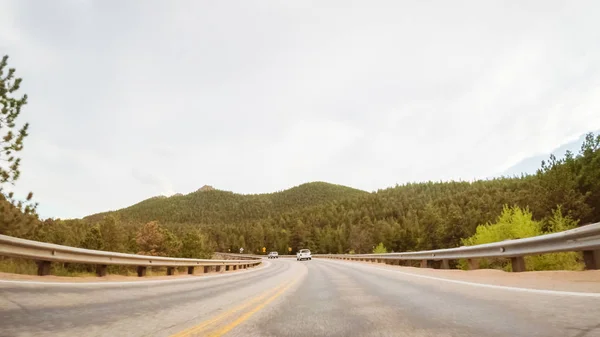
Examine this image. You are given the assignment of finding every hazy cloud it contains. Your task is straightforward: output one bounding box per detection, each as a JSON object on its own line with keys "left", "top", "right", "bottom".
{"left": 2, "top": 0, "right": 600, "bottom": 218}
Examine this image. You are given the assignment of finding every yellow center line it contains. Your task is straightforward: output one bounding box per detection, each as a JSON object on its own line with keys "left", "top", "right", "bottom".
{"left": 170, "top": 281, "right": 290, "bottom": 337}
{"left": 208, "top": 279, "right": 298, "bottom": 337}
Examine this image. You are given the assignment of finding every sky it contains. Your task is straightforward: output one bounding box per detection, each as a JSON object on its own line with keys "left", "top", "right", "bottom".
{"left": 1, "top": 0, "right": 600, "bottom": 219}
{"left": 498, "top": 130, "right": 600, "bottom": 178}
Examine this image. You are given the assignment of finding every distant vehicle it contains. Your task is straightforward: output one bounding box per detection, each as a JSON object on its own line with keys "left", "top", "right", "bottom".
{"left": 267, "top": 251, "right": 279, "bottom": 259}
{"left": 297, "top": 249, "right": 311, "bottom": 261}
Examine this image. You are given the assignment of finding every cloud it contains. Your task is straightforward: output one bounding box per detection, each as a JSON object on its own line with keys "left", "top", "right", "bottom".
{"left": 3, "top": 0, "right": 600, "bottom": 218}
{"left": 131, "top": 169, "right": 175, "bottom": 197}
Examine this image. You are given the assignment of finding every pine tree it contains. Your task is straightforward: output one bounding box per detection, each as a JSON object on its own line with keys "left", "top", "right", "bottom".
{"left": 0, "top": 55, "right": 35, "bottom": 212}
{"left": 0, "top": 55, "right": 37, "bottom": 236}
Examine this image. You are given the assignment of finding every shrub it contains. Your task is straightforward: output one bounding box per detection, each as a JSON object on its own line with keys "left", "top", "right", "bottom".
{"left": 458, "top": 206, "right": 583, "bottom": 271}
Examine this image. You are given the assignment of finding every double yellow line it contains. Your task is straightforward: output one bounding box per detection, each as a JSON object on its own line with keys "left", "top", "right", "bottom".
{"left": 171, "top": 279, "right": 296, "bottom": 337}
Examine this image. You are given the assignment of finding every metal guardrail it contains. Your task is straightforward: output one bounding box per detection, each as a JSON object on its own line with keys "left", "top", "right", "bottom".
{"left": 217, "top": 253, "right": 298, "bottom": 259}
{"left": 0, "top": 234, "right": 261, "bottom": 277}
{"left": 216, "top": 253, "right": 268, "bottom": 259}
{"left": 314, "top": 222, "right": 600, "bottom": 272}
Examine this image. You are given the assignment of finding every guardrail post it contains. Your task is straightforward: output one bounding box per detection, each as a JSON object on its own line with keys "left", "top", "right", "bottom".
{"left": 203, "top": 266, "right": 210, "bottom": 273}
{"left": 467, "top": 259, "right": 479, "bottom": 270}
{"left": 96, "top": 264, "right": 108, "bottom": 277}
{"left": 188, "top": 266, "right": 194, "bottom": 274}
{"left": 137, "top": 266, "right": 147, "bottom": 277}
{"left": 420, "top": 260, "right": 430, "bottom": 268}
{"left": 167, "top": 267, "right": 175, "bottom": 276}
{"left": 36, "top": 261, "right": 51, "bottom": 276}
{"left": 511, "top": 257, "right": 526, "bottom": 272}
{"left": 441, "top": 260, "right": 449, "bottom": 269}
{"left": 583, "top": 250, "right": 599, "bottom": 270}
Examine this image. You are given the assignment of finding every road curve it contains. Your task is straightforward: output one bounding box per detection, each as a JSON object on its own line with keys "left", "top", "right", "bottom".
{"left": 1, "top": 258, "right": 599, "bottom": 337}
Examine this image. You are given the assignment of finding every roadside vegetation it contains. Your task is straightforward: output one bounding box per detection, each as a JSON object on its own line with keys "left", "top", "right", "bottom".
{"left": 458, "top": 206, "right": 583, "bottom": 271}
{"left": 1, "top": 53, "right": 600, "bottom": 275}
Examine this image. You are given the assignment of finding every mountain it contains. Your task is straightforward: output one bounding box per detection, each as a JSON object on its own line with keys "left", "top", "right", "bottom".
{"left": 498, "top": 130, "right": 600, "bottom": 177}
{"left": 197, "top": 185, "right": 215, "bottom": 192}
{"left": 83, "top": 182, "right": 368, "bottom": 225}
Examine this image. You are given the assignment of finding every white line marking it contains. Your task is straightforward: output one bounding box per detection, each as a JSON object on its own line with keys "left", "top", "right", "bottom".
{"left": 0, "top": 260, "right": 270, "bottom": 287}
{"left": 317, "top": 258, "right": 600, "bottom": 298}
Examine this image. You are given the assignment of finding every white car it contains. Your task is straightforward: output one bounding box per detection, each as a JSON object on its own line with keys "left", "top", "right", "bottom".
{"left": 296, "top": 249, "right": 311, "bottom": 261}
{"left": 268, "top": 251, "right": 279, "bottom": 259}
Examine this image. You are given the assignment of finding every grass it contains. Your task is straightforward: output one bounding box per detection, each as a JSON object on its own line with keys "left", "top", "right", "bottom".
{"left": 0, "top": 257, "right": 38, "bottom": 275}
{"left": 457, "top": 252, "right": 585, "bottom": 271}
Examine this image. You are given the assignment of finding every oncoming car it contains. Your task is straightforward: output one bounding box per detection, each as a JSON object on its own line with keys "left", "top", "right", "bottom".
{"left": 296, "top": 249, "right": 311, "bottom": 261}
{"left": 267, "top": 251, "right": 279, "bottom": 259}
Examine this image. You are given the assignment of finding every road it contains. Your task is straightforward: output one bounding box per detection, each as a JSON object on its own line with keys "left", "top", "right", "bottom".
{"left": 1, "top": 258, "right": 599, "bottom": 337}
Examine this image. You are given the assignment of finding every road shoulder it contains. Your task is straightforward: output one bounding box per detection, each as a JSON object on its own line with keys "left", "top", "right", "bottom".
{"left": 317, "top": 258, "right": 600, "bottom": 293}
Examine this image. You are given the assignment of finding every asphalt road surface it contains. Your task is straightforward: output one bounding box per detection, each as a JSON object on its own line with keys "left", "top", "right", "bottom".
{"left": 1, "top": 258, "right": 599, "bottom": 337}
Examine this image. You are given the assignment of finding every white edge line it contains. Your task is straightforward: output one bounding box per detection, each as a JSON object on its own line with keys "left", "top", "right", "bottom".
{"left": 0, "top": 260, "right": 269, "bottom": 287}
{"left": 318, "top": 258, "right": 600, "bottom": 298}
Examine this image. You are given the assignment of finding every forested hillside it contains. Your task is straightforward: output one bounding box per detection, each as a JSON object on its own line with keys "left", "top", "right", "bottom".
{"left": 84, "top": 182, "right": 368, "bottom": 224}
{"left": 1, "top": 133, "right": 599, "bottom": 265}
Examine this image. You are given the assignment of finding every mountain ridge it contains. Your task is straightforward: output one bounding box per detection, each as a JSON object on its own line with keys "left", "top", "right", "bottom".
{"left": 83, "top": 181, "right": 368, "bottom": 224}
{"left": 497, "top": 130, "right": 600, "bottom": 178}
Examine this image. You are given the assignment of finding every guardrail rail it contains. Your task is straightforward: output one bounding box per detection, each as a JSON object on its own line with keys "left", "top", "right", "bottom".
{"left": 0, "top": 234, "right": 261, "bottom": 277}
{"left": 314, "top": 222, "right": 600, "bottom": 272}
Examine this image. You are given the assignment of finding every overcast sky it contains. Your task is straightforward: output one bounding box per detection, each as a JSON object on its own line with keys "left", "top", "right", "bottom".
{"left": 1, "top": 0, "right": 600, "bottom": 219}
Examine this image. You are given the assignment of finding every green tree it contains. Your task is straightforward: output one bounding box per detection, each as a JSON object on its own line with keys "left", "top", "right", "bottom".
{"left": 81, "top": 224, "right": 103, "bottom": 250}
{"left": 0, "top": 194, "right": 38, "bottom": 236}
{"left": 461, "top": 205, "right": 541, "bottom": 247}
{"left": 162, "top": 227, "right": 182, "bottom": 257}
{"left": 533, "top": 207, "right": 583, "bottom": 271}
{"left": 534, "top": 153, "right": 590, "bottom": 221}
{"left": 0, "top": 56, "right": 35, "bottom": 212}
{"left": 373, "top": 242, "right": 387, "bottom": 253}
{"left": 0, "top": 55, "right": 37, "bottom": 236}
{"left": 180, "top": 230, "right": 212, "bottom": 258}
{"left": 576, "top": 133, "right": 600, "bottom": 223}
{"left": 99, "top": 215, "right": 126, "bottom": 252}
{"left": 460, "top": 205, "right": 582, "bottom": 271}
